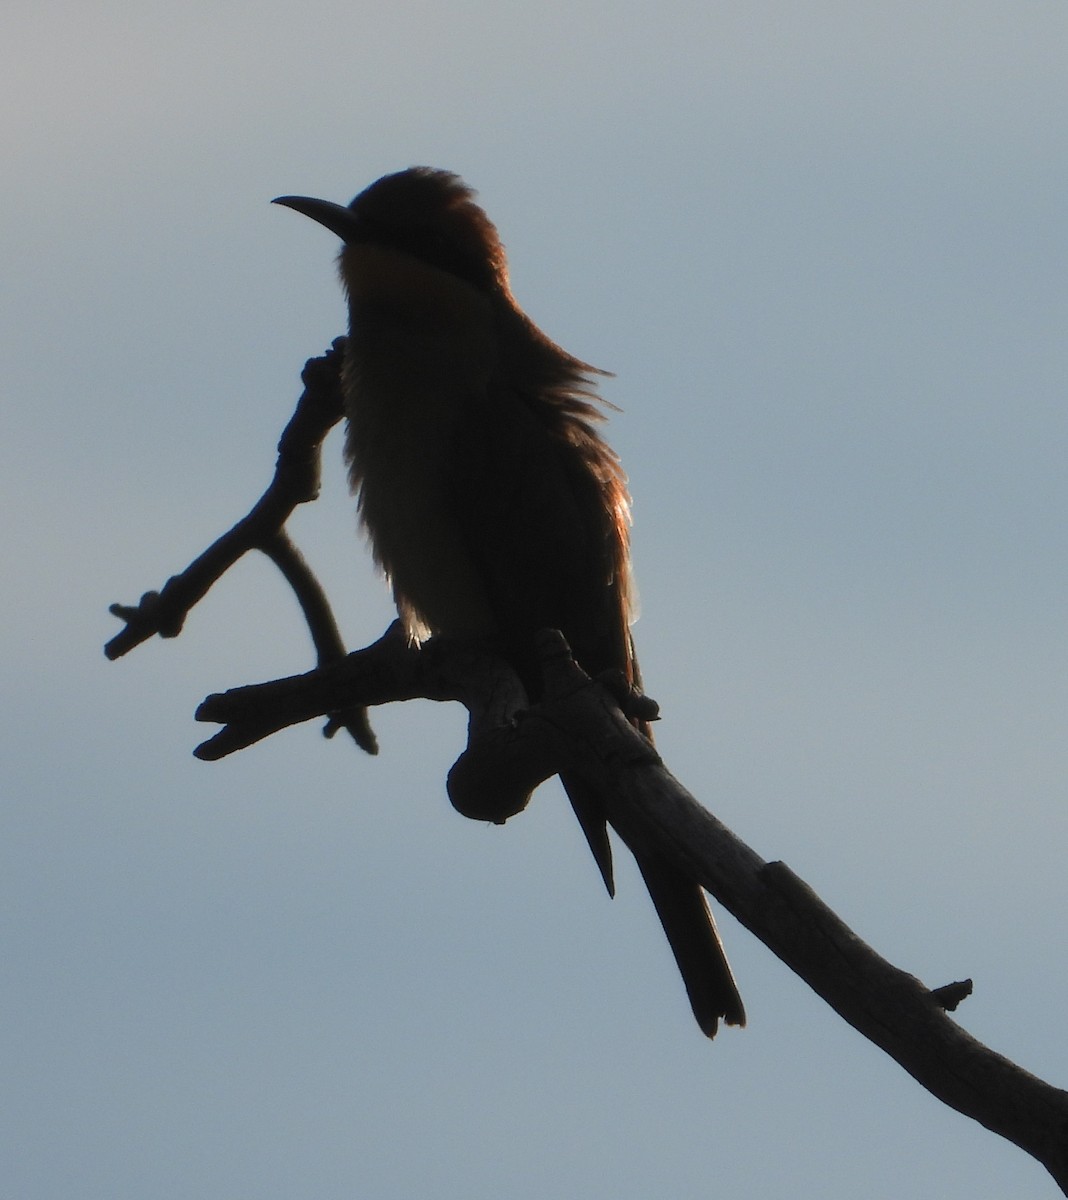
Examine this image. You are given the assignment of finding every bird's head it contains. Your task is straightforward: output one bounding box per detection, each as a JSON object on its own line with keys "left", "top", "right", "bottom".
{"left": 273, "top": 167, "right": 509, "bottom": 295}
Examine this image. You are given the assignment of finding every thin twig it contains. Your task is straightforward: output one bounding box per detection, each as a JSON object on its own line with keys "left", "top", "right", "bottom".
{"left": 259, "top": 530, "right": 377, "bottom": 753}
{"left": 105, "top": 338, "right": 376, "bottom": 753}
{"left": 106, "top": 339, "right": 347, "bottom": 659}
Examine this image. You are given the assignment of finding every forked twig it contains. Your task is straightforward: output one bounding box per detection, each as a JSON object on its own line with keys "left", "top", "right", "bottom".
{"left": 105, "top": 338, "right": 376, "bottom": 754}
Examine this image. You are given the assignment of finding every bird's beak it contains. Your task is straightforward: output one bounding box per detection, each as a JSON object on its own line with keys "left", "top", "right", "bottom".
{"left": 272, "top": 195, "right": 360, "bottom": 242}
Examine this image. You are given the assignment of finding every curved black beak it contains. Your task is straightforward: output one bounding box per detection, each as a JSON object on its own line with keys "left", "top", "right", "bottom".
{"left": 272, "top": 195, "right": 360, "bottom": 242}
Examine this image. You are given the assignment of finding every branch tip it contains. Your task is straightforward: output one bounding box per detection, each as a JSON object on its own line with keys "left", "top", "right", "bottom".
{"left": 929, "top": 979, "right": 973, "bottom": 1011}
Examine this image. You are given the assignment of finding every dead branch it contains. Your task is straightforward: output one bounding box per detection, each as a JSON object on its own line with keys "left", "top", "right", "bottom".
{"left": 105, "top": 340, "right": 376, "bottom": 754}
{"left": 193, "top": 626, "right": 1068, "bottom": 1193}
{"left": 106, "top": 347, "right": 1068, "bottom": 1194}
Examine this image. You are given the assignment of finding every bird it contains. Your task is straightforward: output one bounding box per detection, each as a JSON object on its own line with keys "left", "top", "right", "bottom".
{"left": 273, "top": 167, "right": 745, "bottom": 1037}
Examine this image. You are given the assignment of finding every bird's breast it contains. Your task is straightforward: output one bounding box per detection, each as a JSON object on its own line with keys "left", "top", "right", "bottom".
{"left": 338, "top": 243, "right": 499, "bottom": 640}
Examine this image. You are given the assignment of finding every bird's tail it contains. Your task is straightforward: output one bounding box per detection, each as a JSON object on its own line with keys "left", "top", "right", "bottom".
{"left": 629, "top": 846, "right": 745, "bottom": 1037}
{"left": 561, "top": 772, "right": 745, "bottom": 1037}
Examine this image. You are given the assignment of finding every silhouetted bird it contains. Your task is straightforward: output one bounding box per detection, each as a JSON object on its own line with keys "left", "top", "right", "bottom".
{"left": 274, "top": 168, "right": 744, "bottom": 1036}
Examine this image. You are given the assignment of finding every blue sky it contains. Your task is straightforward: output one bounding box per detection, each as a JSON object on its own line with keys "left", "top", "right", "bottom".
{"left": 5, "top": 2, "right": 1068, "bottom": 1196}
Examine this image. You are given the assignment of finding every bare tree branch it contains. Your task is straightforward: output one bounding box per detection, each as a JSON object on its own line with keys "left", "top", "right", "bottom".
{"left": 105, "top": 340, "right": 376, "bottom": 754}
{"left": 190, "top": 627, "right": 1068, "bottom": 1193}
{"left": 106, "top": 348, "right": 1068, "bottom": 1194}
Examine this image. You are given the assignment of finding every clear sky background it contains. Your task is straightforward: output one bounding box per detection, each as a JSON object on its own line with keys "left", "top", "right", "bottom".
{"left": 5, "top": 2, "right": 1068, "bottom": 1196}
